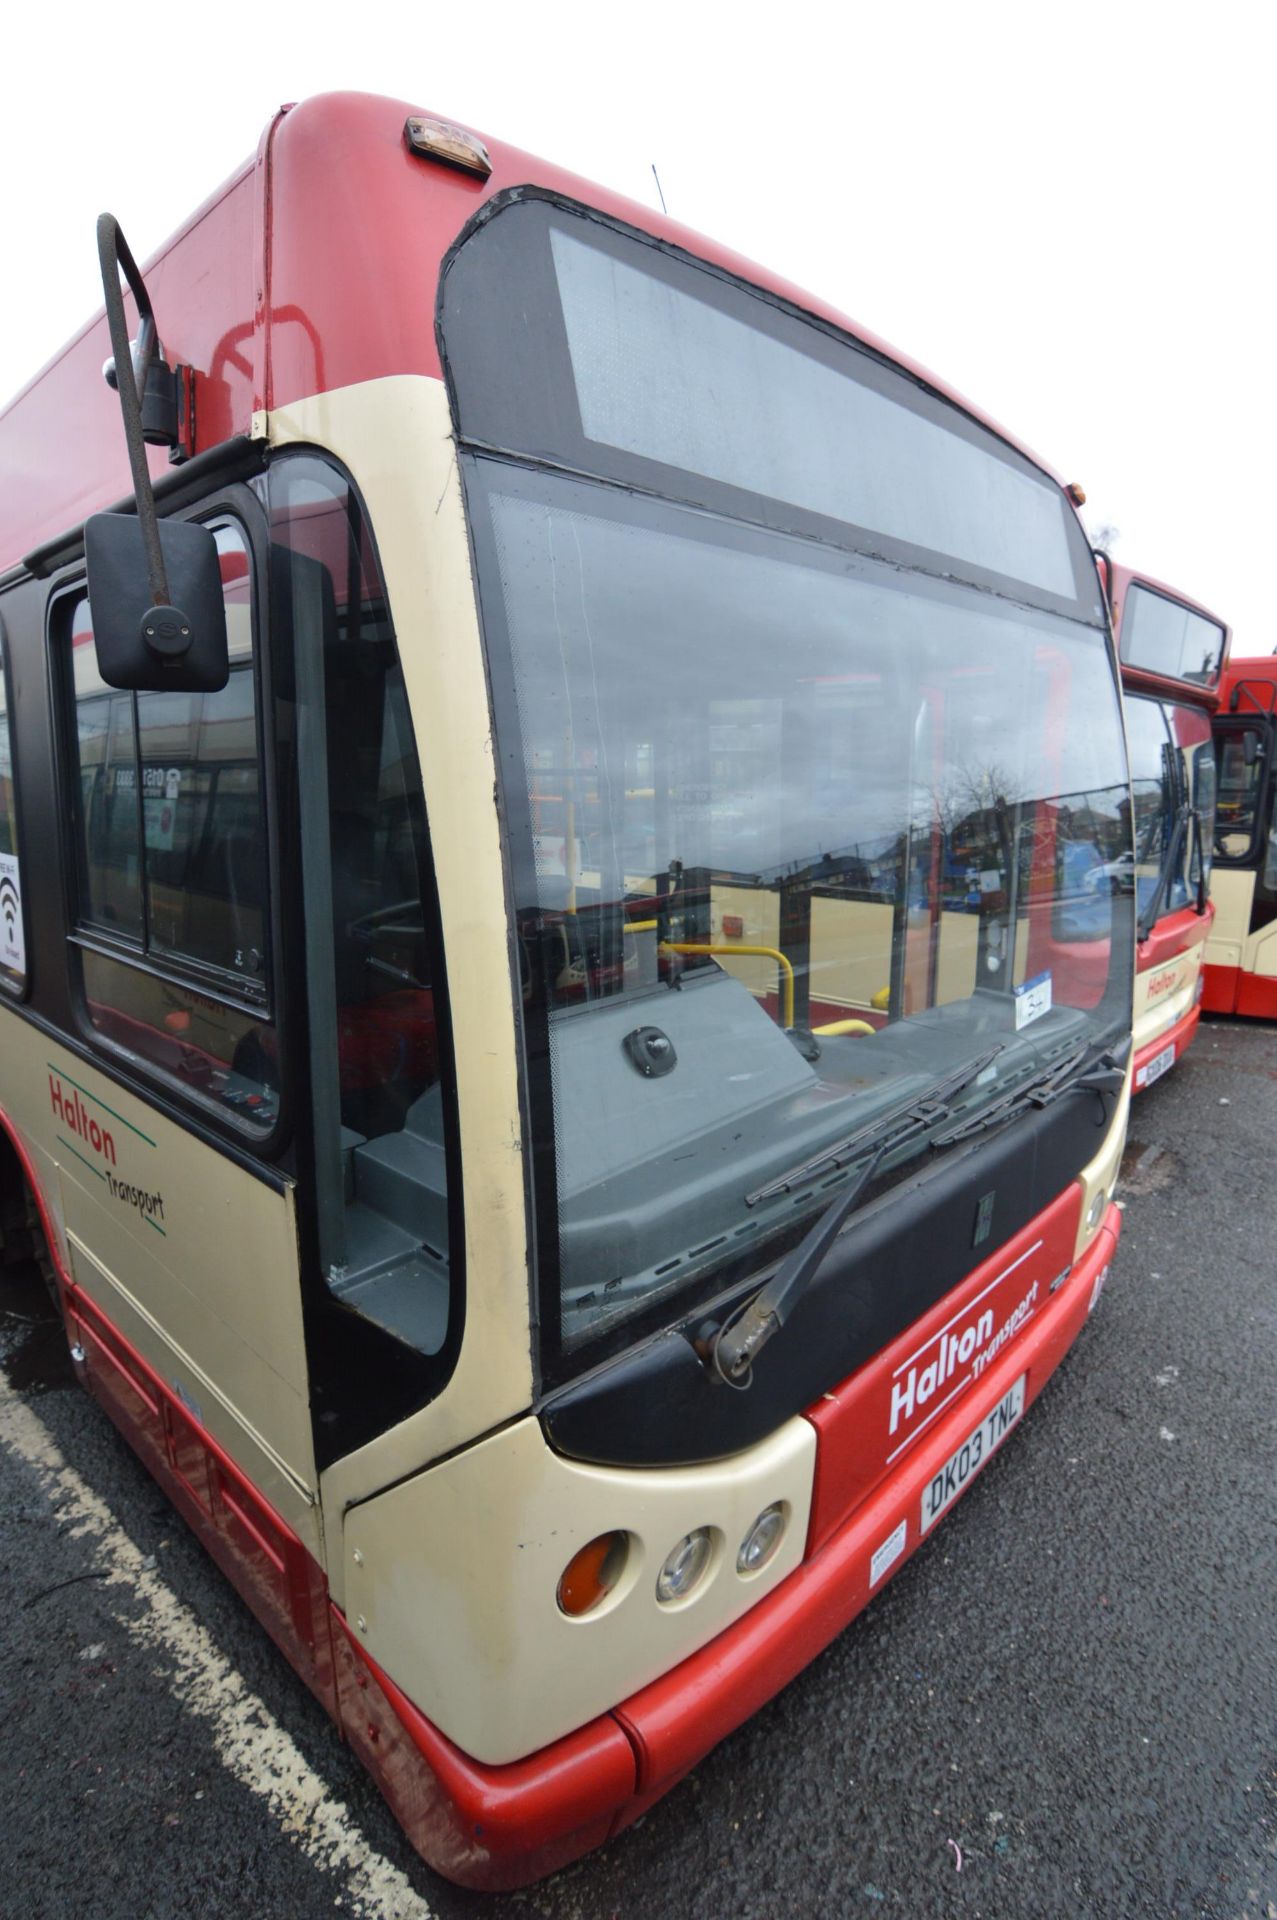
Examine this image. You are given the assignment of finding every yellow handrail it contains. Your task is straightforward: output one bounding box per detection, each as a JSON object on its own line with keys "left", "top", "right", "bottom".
{"left": 811, "top": 1018, "right": 877, "bottom": 1038}
{"left": 661, "top": 941, "right": 795, "bottom": 1030}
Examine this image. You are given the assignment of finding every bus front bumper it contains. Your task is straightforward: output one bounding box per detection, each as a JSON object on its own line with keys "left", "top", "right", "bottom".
{"left": 337, "top": 1202, "right": 1121, "bottom": 1891}
{"left": 1132, "top": 999, "right": 1201, "bottom": 1092}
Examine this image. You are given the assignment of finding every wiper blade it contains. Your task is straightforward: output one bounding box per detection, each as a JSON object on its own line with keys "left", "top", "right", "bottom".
{"left": 746, "top": 1043, "right": 1006, "bottom": 1207}
{"left": 712, "top": 1044, "right": 1005, "bottom": 1385}
{"left": 1137, "top": 803, "right": 1190, "bottom": 943}
{"left": 930, "top": 1039, "right": 1127, "bottom": 1148}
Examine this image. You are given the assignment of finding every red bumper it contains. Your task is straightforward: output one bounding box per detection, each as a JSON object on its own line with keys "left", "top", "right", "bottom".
{"left": 1132, "top": 1000, "right": 1200, "bottom": 1091}
{"left": 338, "top": 1204, "right": 1121, "bottom": 1888}
{"left": 1202, "top": 961, "right": 1277, "bottom": 1020}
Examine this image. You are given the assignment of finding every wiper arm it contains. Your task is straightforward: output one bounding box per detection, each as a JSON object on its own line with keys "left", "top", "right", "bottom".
{"left": 746, "top": 1044, "right": 1006, "bottom": 1207}
{"left": 1190, "top": 806, "right": 1208, "bottom": 914}
{"left": 1137, "top": 803, "right": 1190, "bottom": 943}
{"left": 929, "top": 1038, "right": 1128, "bottom": 1148}
{"left": 710, "top": 1045, "right": 1005, "bottom": 1385}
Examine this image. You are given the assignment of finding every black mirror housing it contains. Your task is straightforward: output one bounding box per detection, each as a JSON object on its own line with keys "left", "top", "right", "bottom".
{"left": 84, "top": 514, "right": 229, "bottom": 692}
{"left": 1243, "top": 729, "right": 1261, "bottom": 768}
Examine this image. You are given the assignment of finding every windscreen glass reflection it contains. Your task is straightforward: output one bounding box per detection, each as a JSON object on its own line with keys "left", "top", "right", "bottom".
{"left": 478, "top": 466, "right": 1132, "bottom": 1350}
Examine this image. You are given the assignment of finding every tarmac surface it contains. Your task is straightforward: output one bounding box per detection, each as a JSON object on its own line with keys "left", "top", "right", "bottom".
{"left": 2, "top": 1018, "right": 1275, "bottom": 1920}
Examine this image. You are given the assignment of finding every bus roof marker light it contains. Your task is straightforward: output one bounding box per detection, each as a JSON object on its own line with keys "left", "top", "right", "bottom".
{"left": 1066, "top": 482, "right": 1087, "bottom": 506}
{"left": 404, "top": 117, "right": 492, "bottom": 178}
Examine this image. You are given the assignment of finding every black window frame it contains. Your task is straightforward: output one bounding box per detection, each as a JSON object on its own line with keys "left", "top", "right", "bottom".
{"left": 1212, "top": 714, "right": 1273, "bottom": 871}
{"left": 438, "top": 191, "right": 1105, "bottom": 630}
{"left": 50, "top": 484, "right": 290, "bottom": 1154}
{"left": 262, "top": 446, "right": 467, "bottom": 1462}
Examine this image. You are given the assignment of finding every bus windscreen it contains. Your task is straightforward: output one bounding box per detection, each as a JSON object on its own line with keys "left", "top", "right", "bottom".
{"left": 1119, "top": 581, "right": 1226, "bottom": 687}
{"left": 445, "top": 198, "right": 1133, "bottom": 1371}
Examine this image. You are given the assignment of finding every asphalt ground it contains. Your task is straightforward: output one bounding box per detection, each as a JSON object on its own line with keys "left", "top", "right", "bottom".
{"left": 2, "top": 1019, "right": 1275, "bottom": 1920}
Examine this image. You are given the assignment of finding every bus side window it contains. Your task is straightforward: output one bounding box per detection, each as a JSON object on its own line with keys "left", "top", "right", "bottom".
{"left": 270, "top": 456, "right": 455, "bottom": 1360}
{"left": 0, "top": 621, "right": 26, "bottom": 993}
{"left": 61, "top": 522, "right": 278, "bottom": 1132}
{"left": 1215, "top": 728, "right": 1264, "bottom": 860}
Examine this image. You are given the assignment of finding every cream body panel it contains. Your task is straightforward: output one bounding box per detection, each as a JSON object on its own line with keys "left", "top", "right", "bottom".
{"left": 1204, "top": 868, "right": 1253, "bottom": 972}
{"left": 2, "top": 1017, "right": 318, "bottom": 1547}
{"left": 63, "top": 1229, "right": 317, "bottom": 1545}
{"left": 936, "top": 911, "right": 979, "bottom": 1006}
{"left": 808, "top": 895, "right": 892, "bottom": 1009}
{"left": 1074, "top": 1061, "right": 1131, "bottom": 1263}
{"left": 708, "top": 885, "right": 781, "bottom": 1000}
{"left": 343, "top": 1411, "right": 816, "bottom": 1765}
{"left": 1132, "top": 940, "right": 1202, "bottom": 1056}
{"left": 264, "top": 379, "right": 535, "bottom": 1567}
{"left": 1244, "top": 918, "right": 1277, "bottom": 983}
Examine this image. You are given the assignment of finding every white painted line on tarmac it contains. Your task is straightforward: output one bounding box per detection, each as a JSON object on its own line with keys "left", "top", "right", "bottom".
{"left": 0, "top": 1389, "right": 434, "bottom": 1920}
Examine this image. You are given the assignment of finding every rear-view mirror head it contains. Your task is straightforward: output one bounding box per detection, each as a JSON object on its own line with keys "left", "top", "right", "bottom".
{"left": 1243, "top": 729, "right": 1261, "bottom": 768}
{"left": 83, "top": 513, "right": 229, "bottom": 692}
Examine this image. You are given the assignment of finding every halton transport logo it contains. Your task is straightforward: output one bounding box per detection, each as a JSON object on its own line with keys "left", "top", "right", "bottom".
{"left": 888, "top": 1276, "right": 1040, "bottom": 1437}
{"left": 48, "top": 1067, "right": 168, "bottom": 1235}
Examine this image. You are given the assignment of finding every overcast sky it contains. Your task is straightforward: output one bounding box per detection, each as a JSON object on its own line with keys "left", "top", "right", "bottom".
{"left": 1, "top": 2, "right": 1270, "bottom": 652}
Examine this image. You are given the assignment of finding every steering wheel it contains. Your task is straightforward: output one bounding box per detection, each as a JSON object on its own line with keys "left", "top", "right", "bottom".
{"left": 348, "top": 898, "right": 428, "bottom": 990}
{"left": 348, "top": 897, "right": 424, "bottom": 941}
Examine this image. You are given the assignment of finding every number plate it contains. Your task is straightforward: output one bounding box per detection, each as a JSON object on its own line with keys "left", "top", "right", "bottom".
{"left": 1136, "top": 1042, "right": 1175, "bottom": 1090}
{"left": 920, "top": 1376, "right": 1026, "bottom": 1534}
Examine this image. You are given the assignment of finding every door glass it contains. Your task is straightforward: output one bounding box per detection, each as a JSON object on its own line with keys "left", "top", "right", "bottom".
{"left": 270, "top": 456, "right": 454, "bottom": 1358}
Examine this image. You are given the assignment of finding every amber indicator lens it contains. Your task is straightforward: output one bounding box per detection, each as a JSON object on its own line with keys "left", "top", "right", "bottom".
{"left": 557, "top": 1530, "right": 628, "bottom": 1617}
{"left": 403, "top": 116, "right": 492, "bottom": 177}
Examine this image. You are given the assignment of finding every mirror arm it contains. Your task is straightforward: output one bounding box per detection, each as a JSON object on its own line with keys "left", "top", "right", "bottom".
{"left": 96, "top": 213, "right": 171, "bottom": 611}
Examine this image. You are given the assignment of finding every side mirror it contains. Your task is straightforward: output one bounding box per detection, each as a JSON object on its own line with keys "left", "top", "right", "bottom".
{"left": 1243, "top": 730, "right": 1261, "bottom": 768}
{"left": 84, "top": 514, "right": 229, "bottom": 692}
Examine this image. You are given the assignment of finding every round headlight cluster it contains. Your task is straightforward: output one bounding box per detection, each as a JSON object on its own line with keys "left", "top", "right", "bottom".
{"left": 560, "top": 1504, "right": 792, "bottom": 1618}
{"left": 656, "top": 1527, "right": 716, "bottom": 1604}
{"left": 737, "top": 1501, "right": 787, "bottom": 1575}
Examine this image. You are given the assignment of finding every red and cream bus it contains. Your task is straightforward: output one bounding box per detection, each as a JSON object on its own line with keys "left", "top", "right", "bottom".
{"left": 1097, "top": 558, "right": 1228, "bottom": 1089}
{"left": 1203, "top": 653, "right": 1277, "bottom": 1018}
{"left": 0, "top": 94, "right": 1131, "bottom": 1889}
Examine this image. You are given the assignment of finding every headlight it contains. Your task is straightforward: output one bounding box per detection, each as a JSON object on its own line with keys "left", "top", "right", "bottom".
{"left": 737, "top": 1502, "right": 787, "bottom": 1576}
{"left": 656, "top": 1528, "right": 715, "bottom": 1604}
{"left": 1086, "top": 1188, "right": 1107, "bottom": 1233}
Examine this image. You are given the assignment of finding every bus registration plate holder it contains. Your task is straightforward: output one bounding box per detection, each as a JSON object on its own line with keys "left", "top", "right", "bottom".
{"left": 1136, "top": 1042, "right": 1175, "bottom": 1090}
{"left": 920, "top": 1375, "right": 1025, "bottom": 1534}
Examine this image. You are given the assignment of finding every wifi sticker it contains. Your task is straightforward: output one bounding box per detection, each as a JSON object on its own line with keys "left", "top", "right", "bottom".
{"left": 0, "top": 853, "right": 24, "bottom": 977}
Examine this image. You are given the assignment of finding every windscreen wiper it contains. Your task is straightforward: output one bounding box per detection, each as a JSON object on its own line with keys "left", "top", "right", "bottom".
{"left": 1137, "top": 802, "right": 1191, "bottom": 943}
{"left": 929, "top": 1038, "right": 1128, "bottom": 1148}
{"left": 709, "top": 1045, "right": 1005, "bottom": 1385}
{"left": 746, "top": 1044, "right": 1006, "bottom": 1208}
